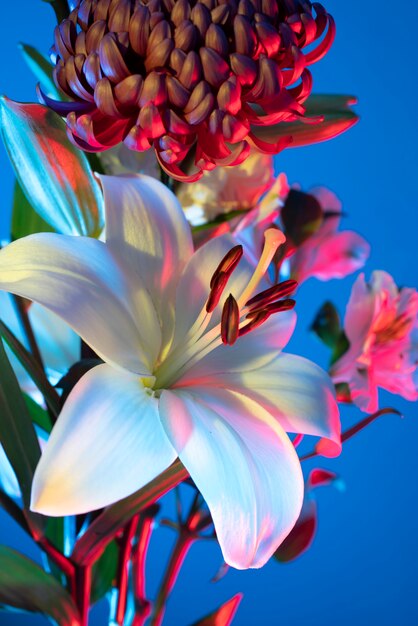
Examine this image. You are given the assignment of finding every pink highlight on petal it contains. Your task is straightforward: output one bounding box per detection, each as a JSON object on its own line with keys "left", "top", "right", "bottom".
{"left": 331, "top": 271, "right": 418, "bottom": 413}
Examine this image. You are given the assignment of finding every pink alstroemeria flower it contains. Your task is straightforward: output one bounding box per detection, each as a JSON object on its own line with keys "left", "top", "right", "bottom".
{"left": 0, "top": 174, "right": 340, "bottom": 569}
{"left": 235, "top": 178, "right": 370, "bottom": 284}
{"left": 331, "top": 271, "right": 418, "bottom": 413}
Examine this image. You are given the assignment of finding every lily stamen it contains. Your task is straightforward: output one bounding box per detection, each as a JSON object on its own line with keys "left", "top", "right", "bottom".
{"left": 237, "top": 229, "right": 286, "bottom": 308}
{"left": 246, "top": 279, "right": 298, "bottom": 310}
{"left": 221, "top": 294, "right": 240, "bottom": 346}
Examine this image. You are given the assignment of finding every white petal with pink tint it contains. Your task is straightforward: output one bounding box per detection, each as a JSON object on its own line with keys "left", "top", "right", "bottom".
{"left": 159, "top": 387, "right": 303, "bottom": 569}
{"left": 31, "top": 364, "right": 177, "bottom": 515}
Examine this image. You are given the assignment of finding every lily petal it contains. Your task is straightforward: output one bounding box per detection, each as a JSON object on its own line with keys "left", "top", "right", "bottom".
{"left": 159, "top": 387, "right": 303, "bottom": 569}
{"left": 0, "top": 234, "right": 160, "bottom": 374}
{"left": 182, "top": 353, "right": 340, "bottom": 455}
{"left": 176, "top": 312, "right": 296, "bottom": 384}
{"left": 171, "top": 235, "right": 252, "bottom": 350}
{"left": 31, "top": 364, "right": 177, "bottom": 516}
{"left": 100, "top": 174, "right": 193, "bottom": 347}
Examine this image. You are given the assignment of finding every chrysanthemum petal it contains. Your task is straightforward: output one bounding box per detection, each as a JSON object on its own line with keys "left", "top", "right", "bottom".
{"left": 0, "top": 234, "right": 160, "bottom": 374}
{"left": 31, "top": 364, "right": 177, "bottom": 516}
{"left": 159, "top": 387, "right": 303, "bottom": 569}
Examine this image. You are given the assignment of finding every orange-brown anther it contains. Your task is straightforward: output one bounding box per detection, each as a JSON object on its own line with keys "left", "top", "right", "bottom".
{"left": 245, "top": 279, "right": 298, "bottom": 309}
{"left": 221, "top": 294, "right": 240, "bottom": 345}
{"left": 43, "top": 0, "right": 335, "bottom": 181}
{"left": 206, "top": 271, "right": 229, "bottom": 313}
{"left": 209, "top": 245, "right": 243, "bottom": 288}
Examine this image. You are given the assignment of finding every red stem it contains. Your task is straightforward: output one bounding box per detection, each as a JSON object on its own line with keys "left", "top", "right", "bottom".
{"left": 75, "top": 565, "right": 92, "bottom": 626}
{"left": 150, "top": 532, "right": 194, "bottom": 626}
{"left": 131, "top": 511, "right": 155, "bottom": 626}
{"left": 115, "top": 515, "right": 140, "bottom": 625}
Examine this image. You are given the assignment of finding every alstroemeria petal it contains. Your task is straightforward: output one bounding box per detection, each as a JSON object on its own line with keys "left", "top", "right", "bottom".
{"left": 100, "top": 174, "right": 193, "bottom": 347}
{"left": 0, "top": 234, "right": 160, "bottom": 374}
{"left": 186, "top": 354, "right": 340, "bottom": 455}
{"left": 159, "top": 387, "right": 303, "bottom": 569}
{"left": 31, "top": 364, "right": 177, "bottom": 516}
{"left": 291, "top": 231, "right": 370, "bottom": 283}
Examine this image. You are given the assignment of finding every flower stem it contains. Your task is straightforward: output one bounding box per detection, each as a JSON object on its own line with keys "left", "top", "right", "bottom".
{"left": 150, "top": 531, "right": 194, "bottom": 626}
{"left": 114, "top": 515, "right": 140, "bottom": 626}
{"left": 75, "top": 564, "right": 92, "bottom": 626}
{"left": 131, "top": 508, "right": 157, "bottom": 626}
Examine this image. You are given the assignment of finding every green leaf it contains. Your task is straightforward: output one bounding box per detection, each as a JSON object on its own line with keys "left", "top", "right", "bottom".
{"left": 41, "top": 0, "right": 70, "bottom": 23}
{"left": 24, "top": 393, "right": 53, "bottom": 434}
{"left": 11, "top": 179, "right": 55, "bottom": 240}
{"left": 253, "top": 93, "right": 359, "bottom": 148}
{"left": 0, "top": 318, "right": 61, "bottom": 417}
{"left": 72, "top": 460, "right": 188, "bottom": 566}
{"left": 0, "top": 546, "right": 80, "bottom": 625}
{"left": 281, "top": 189, "right": 323, "bottom": 245}
{"left": 18, "top": 43, "right": 61, "bottom": 99}
{"left": 191, "top": 594, "right": 243, "bottom": 626}
{"left": 91, "top": 540, "right": 119, "bottom": 604}
{"left": 191, "top": 208, "right": 248, "bottom": 234}
{"left": 0, "top": 98, "right": 104, "bottom": 237}
{"left": 311, "top": 301, "right": 343, "bottom": 349}
{"left": 0, "top": 338, "right": 41, "bottom": 508}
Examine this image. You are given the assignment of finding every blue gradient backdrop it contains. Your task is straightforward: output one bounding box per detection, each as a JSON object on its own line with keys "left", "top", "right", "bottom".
{"left": 0, "top": 1, "right": 417, "bottom": 625}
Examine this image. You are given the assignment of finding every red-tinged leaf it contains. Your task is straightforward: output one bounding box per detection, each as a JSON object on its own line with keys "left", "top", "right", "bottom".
{"left": 252, "top": 94, "right": 358, "bottom": 148}
{"left": 11, "top": 179, "right": 55, "bottom": 241}
{"left": 191, "top": 594, "right": 243, "bottom": 626}
{"left": 0, "top": 546, "right": 80, "bottom": 626}
{"left": 71, "top": 460, "right": 188, "bottom": 566}
{"left": 274, "top": 500, "right": 317, "bottom": 563}
{"left": 0, "top": 98, "right": 103, "bottom": 236}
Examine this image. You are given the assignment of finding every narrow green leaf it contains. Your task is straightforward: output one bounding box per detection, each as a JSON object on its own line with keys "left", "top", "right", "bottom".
{"left": 191, "top": 208, "right": 248, "bottom": 234}
{"left": 91, "top": 540, "right": 119, "bottom": 604}
{"left": 253, "top": 93, "right": 359, "bottom": 148}
{"left": 0, "top": 546, "right": 80, "bottom": 626}
{"left": 18, "top": 43, "right": 61, "bottom": 99}
{"left": 0, "top": 338, "right": 41, "bottom": 508}
{"left": 0, "top": 318, "right": 61, "bottom": 417}
{"left": 191, "top": 594, "right": 243, "bottom": 626}
{"left": 24, "top": 393, "right": 52, "bottom": 433}
{"left": 11, "top": 179, "right": 54, "bottom": 240}
{"left": 0, "top": 98, "right": 104, "bottom": 236}
{"left": 72, "top": 460, "right": 188, "bottom": 566}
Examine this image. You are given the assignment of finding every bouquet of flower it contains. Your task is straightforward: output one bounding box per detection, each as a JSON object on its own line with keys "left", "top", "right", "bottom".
{"left": 0, "top": 1, "right": 416, "bottom": 625}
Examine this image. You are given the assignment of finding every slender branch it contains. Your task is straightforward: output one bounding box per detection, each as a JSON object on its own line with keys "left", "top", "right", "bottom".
{"left": 11, "top": 295, "right": 45, "bottom": 371}
{"left": 299, "top": 407, "right": 402, "bottom": 462}
{"left": 131, "top": 508, "right": 157, "bottom": 626}
{"left": 114, "top": 515, "right": 140, "bottom": 626}
{"left": 150, "top": 491, "right": 209, "bottom": 626}
{"left": 38, "top": 536, "right": 76, "bottom": 582}
{"left": 75, "top": 564, "right": 92, "bottom": 626}
{"left": 150, "top": 531, "right": 194, "bottom": 626}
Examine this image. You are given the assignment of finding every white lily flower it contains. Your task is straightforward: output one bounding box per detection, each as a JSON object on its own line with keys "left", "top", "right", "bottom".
{"left": 0, "top": 175, "right": 340, "bottom": 569}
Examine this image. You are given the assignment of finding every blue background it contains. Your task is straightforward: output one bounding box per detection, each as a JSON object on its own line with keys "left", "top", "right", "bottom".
{"left": 0, "top": 1, "right": 417, "bottom": 624}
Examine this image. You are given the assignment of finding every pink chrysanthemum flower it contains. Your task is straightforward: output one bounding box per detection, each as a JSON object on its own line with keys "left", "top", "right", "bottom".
{"left": 42, "top": 0, "right": 335, "bottom": 181}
